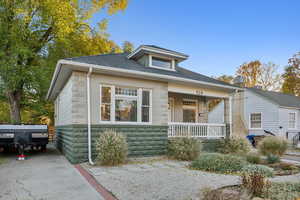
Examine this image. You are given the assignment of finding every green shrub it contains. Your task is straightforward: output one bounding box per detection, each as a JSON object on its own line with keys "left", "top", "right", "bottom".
{"left": 191, "top": 153, "right": 247, "bottom": 173}
{"left": 167, "top": 137, "right": 201, "bottom": 161}
{"left": 241, "top": 164, "right": 274, "bottom": 177}
{"left": 266, "top": 154, "right": 280, "bottom": 164}
{"left": 262, "top": 182, "right": 300, "bottom": 200}
{"left": 258, "top": 136, "right": 288, "bottom": 156}
{"left": 246, "top": 153, "right": 261, "bottom": 164}
{"left": 95, "top": 129, "right": 128, "bottom": 166}
{"left": 218, "top": 137, "right": 251, "bottom": 155}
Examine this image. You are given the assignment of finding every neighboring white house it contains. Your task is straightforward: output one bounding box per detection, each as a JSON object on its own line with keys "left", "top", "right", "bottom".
{"left": 209, "top": 87, "right": 300, "bottom": 145}
{"left": 240, "top": 88, "right": 300, "bottom": 141}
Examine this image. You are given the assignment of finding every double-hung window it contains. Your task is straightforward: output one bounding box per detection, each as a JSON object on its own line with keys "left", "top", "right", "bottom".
{"left": 288, "top": 113, "right": 296, "bottom": 129}
{"left": 250, "top": 113, "right": 262, "bottom": 129}
{"left": 100, "top": 85, "right": 152, "bottom": 123}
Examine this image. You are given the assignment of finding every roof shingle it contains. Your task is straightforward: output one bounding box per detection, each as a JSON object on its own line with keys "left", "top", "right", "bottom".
{"left": 65, "top": 53, "right": 235, "bottom": 87}
{"left": 248, "top": 87, "right": 300, "bottom": 108}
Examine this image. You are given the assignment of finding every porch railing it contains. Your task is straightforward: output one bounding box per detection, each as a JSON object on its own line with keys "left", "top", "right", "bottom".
{"left": 168, "top": 122, "right": 226, "bottom": 138}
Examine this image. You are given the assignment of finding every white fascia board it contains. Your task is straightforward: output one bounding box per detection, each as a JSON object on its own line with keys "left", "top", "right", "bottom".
{"left": 127, "top": 46, "right": 188, "bottom": 60}
{"left": 279, "top": 106, "right": 300, "bottom": 110}
{"left": 46, "top": 60, "right": 63, "bottom": 100}
{"left": 47, "top": 59, "right": 241, "bottom": 100}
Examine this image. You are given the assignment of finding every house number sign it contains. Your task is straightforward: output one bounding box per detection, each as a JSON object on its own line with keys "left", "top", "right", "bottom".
{"left": 195, "top": 90, "right": 204, "bottom": 95}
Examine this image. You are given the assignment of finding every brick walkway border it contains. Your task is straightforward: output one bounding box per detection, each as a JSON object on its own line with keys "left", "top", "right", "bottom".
{"left": 74, "top": 164, "right": 118, "bottom": 200}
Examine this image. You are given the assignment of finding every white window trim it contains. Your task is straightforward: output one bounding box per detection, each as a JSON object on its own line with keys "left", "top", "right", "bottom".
{"left": 288, "top": 112, "right": 297, "bottom": 130}
{"left": 249, "top": 112, "right": 262, "bottom": 130}
{"left": 149, "top": 55, "right": 176, "bottom": 71}
{"left": 99, "top": 85, "right": 152, "bottom": 124}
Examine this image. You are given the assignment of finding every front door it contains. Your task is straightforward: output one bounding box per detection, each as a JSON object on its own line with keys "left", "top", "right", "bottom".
{"left": 182, "top": 99, "right": 197, "bottom": 123}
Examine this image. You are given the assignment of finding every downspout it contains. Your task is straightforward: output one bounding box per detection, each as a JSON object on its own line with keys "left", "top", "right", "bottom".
{"left": 87, "top": 67, "right": 94, "bottom": 165}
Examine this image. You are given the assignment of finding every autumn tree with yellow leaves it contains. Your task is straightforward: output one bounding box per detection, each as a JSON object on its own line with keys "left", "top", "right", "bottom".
{"left": 0, "top": 0, "right": 128, "bottom": 124}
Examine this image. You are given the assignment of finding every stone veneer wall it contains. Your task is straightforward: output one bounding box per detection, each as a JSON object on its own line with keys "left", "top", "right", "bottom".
{"left": 56, "top": 124, "right": 168, "bottom": 164}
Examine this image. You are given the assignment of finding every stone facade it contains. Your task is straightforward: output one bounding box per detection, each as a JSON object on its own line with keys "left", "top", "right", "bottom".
{"left": 56, "top": 124, "right": 168, "bottom": 164}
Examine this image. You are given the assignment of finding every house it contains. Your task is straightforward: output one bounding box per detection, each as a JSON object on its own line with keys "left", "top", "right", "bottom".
{"left": 230, "top": 87, "right": 300, "bottom": 145}
{"left": 46, "top": 45, "right": 241, "bottom": 164}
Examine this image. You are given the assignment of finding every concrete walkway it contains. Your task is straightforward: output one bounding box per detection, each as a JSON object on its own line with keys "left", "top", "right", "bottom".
{"left": 0, "top": 145, "right": 103, "bottom": 200}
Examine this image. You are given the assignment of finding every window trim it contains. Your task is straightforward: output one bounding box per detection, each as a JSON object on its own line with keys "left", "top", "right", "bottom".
{"left": 99, "top": 85, "right": 152, "bottom": 124}
{"left": 288, "top": 112, "right": 297, "bottom": 130}
{"left": 149, "top": 55, "right": 175, "bottom": 71}
{"left": 249, "top": 112, "right": 262, "bottom": 130}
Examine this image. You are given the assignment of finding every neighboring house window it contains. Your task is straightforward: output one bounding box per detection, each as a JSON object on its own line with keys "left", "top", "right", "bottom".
{"left": 288, "top": 113, "right": 296, "bottom": 129}
{"left": 250, "top": 113, "right": 262, "bottom": 129}
{"left": 182, "top": 99, "right": 197, "bottom": 123}
{"left": 100, "top": 85, "right": 152, "bottom": 123}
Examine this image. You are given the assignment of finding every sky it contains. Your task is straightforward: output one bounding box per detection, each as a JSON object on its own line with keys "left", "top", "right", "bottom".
{"left": 90, "top": 0, "right": 300, "bottom": 77}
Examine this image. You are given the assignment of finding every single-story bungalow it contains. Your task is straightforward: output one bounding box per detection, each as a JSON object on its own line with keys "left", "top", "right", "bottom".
{"left": 46, "top": 45, "right": 241, "bottom": 164}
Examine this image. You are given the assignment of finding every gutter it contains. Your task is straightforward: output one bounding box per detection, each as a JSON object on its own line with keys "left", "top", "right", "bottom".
{"left": 87, "top": 67, "right": 94, "bottom": 165}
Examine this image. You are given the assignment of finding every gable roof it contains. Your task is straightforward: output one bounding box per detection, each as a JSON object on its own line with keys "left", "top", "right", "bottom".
{"left": 65, "top": 52, "right": 235, "bottom": 88}
{"left": 248, "top": 87, "right": 300, "bottom": 109}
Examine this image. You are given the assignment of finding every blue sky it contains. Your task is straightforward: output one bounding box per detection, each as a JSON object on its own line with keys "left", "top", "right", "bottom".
{"left": 90, "top": 0, "right": 300, "bottom": 77}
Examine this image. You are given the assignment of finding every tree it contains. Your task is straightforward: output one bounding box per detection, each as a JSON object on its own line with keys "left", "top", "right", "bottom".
{"left": 259, "top": 62, "right": 282, "bottom": 91}
{"left": 0, "top": 0, "right": 128, "bottom": 124}
{"left": 282, "top": 52, "right": 300, "bottom": 96}
{"left": 236, "top": 60, "right": 262, "bottom": 88}
{"left": 122, "top": 41, "right": 134, "bottom": 53}
{"left": 218, "top": 75, "right": 234, "bottom": 84}
{"left": 236, "top": 60, "right": 282, "bottom": 91}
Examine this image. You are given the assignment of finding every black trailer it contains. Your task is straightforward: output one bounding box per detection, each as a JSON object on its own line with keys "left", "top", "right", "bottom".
{"left": 0, "top": 125, "right": 48, "bottom": 154}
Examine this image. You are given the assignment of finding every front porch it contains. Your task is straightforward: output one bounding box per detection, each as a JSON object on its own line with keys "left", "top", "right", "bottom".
{"left": 167, "top": 89, "right": 231, "bottom": 138}
{"left": 168, "top": 122, "right": 226, "bottom": 138}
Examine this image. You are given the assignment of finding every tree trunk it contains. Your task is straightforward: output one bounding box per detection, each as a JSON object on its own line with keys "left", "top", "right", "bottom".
{"left": 7, "top": 90, "right": 22, "bottom": 124}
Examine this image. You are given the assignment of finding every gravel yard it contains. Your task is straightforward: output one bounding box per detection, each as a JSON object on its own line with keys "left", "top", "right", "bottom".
{"left": 84, "top": 159, "right": 240, "bottom": 200}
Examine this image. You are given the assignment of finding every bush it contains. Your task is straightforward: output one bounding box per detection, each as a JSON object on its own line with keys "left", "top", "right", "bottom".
{"left": 191, "top": 153, "right": 247, "bottom": 173}
{"left": 262, "top": 182, "right": 300, "bottom": 200}
{"left": 167, "top": 137, "right": 201, "bottom": 161}
{"left": 266, "top": 154, "right": 280, "bottom": 164}
{"left": 218, "top": 137, "right": 251, "bottom": 155}
{"left": 241, "top": 165, "right": 273, "bottom": 196}
{"left": 246, "top": 153, "right": 261, "bottom": 164}
{"left": 258, "top": 136, "right": 288, "bottom": 156}
{"left": 95, "top": 129, "right": 128, "bottom": 166}
{"left": 241, "top": 164, "right": 274, "bottom": 177}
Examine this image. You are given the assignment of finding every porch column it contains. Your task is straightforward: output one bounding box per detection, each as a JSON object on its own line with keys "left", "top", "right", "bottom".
{"left": 224, "top": 97, "right": 232, "bottom": 138}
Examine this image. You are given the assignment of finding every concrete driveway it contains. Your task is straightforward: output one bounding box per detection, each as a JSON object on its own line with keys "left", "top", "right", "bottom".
{"left": 0, "top": 145, "right": 103, "bottom": 200}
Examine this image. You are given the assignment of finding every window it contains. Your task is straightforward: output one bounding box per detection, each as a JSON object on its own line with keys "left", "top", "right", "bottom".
{"left": 100, "top": 85, "right": 151, "bottom": 123}
{"left": 151, "top": 57, "right": 172, "bottom": 69}
{"left": 289, "top": 113, "right": 296, "bottom": 129}
{"left": 182, "top": 100, "right": 197, "bottom": 123}
{"left": 142, "top": 90, "right": 151, "bottom": 122}
{"left": 115, "top": 87, "right": 138, "bottom": 122}
{"left": 250, "top": 113, "right": 262, "bottom": 129}
{"left": 100, "top": 86, "right": 111, "bottom": 121}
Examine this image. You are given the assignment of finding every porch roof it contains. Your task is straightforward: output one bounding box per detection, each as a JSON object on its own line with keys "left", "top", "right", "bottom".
{"left": 47, "top": 53, "right": 241, "bottom": 100}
